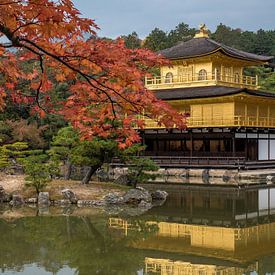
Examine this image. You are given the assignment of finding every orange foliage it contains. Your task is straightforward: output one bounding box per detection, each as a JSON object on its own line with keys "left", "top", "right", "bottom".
{"left": 0, "top": 0, "right": 187, "bottom": 146}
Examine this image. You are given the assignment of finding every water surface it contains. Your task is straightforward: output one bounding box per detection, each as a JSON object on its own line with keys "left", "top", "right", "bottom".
{"left": 1, "top": 184, "right": 275, "bottom": 274}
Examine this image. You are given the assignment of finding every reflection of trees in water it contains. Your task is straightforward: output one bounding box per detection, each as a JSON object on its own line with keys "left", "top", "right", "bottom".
{"left": 2, "top": 212, "right": 275, "bottom": 275}
{"left": 0, "top": 215, "right": 145, "bottom": 275}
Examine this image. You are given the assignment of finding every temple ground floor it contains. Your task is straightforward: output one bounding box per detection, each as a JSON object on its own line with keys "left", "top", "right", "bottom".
{"left": 140, "top": 128, "right": 275, "bottom": 169}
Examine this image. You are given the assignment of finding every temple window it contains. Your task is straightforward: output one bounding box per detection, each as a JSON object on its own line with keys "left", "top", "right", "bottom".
{"left": 234, "top": 72, "right": 240, "bottom": 83}
{"left": 198, "top": 69, "right": 207, "bottom": 80}
{"left": 165, "top": 72, "right": 173, "bottom": 83}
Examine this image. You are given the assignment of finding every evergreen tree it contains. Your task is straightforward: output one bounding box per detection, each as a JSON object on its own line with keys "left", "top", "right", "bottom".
{"left": 22, "top": 154, "right": 59, "bottom": 194}
{"left": 71, "top": 138, "right": 119, "bottom": 185}
{"left": 211, "top": 23, "right": 242, "bottom": 48}
{"left": 48, "top": 126, "right": 79, "bottom": 180}
{"left": 121, "top": 32, "right": 142, "bottom": 49}
{"left": 167, "top": 23, "right": 196, "bottom": 47}
{"left": 143, "top": 28, "right": 168, "bottom": 51}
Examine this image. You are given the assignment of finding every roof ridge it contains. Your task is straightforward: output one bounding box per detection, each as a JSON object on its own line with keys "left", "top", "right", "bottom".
{"left": 159, "top": 37, "right": 273, "bottom": 62}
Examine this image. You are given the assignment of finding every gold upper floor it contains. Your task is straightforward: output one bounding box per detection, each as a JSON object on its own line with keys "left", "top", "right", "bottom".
{"left": 145, "top": 25, "right": 272, "bottom": 91}
{"left": 142, "top": 93, "right": 275, "bottom": 129}
{"left": 146, "top": 52, "right": 260, "bottom": 90}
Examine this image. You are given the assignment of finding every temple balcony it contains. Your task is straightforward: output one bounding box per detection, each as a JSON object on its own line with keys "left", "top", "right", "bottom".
{"left": 145, "top": 71, "right": 259, "bottom": 90}
{"left": 142, "top": 115, "right": 275, "bottom": 129}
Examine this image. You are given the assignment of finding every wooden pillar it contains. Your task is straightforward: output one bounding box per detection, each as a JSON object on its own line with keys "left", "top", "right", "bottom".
{"left": 256, "top": 105, "right": 259, "bottom": 126}
{"left": 156, "top": 136, "right": 159, "bottom": 156}
{"left": 190, "top": 132, "right": 193, "bottom": 157}
{"left": 232, "top": 198, "right": 236, "bottom": 219}
{"left": 232, "top": 134, "right": 236, "bottom": 157}
{"left": 268, "top": 105, "right": 270, "bottom": 127}
{"left": 245, "top": 132, "right": 248, "bottom": 160}
{"left": 190, "top": 190, "right": 193, "bottom": 219}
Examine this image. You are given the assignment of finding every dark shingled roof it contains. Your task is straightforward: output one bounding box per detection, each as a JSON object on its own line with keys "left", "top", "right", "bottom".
{"left": 154, "top": 86, "right": 275, "bottom": 100}
{"left": 159, "top": 37, "right": 273, "bottom": 62}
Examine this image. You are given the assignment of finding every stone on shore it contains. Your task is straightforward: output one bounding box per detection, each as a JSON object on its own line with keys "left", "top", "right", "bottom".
{"left": 38, "top": 192, "right": 50, "bottom": 206}
{"left": 10, "top": 194, "right": 24, "bottom": 206}
{"left": 138, "top": 200, "right": 153, "bottom": 209}
{"left": 151, "top": 190, "right": 168, "bottom": 201}
{"left": 104, "top": 193, "right": 124, "bottom": 204}
{"left": 61, "top": 189, "right": 78, "bottom": 204}
{"left": 123, "top": 187, "right": 152, "bottom": 205}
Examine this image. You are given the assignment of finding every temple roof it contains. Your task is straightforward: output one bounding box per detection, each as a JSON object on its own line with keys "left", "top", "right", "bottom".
{"left": 154, "top": 86, "right": 275, "bottom": 100}
{"left": 159, "top": 37, "right": 273, "bottom": 62}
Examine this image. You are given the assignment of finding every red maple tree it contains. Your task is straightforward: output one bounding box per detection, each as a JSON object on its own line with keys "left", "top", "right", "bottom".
{"left": 0, "top": 0, "right": 186, "bottom": 147}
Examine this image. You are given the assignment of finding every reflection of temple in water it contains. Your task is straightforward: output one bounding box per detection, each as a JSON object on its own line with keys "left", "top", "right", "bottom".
{"left": 109, "top": 186, "right": 275, "bottom": 274}
{"left": 145, "top": 257, "right": 256, "bottom": 275}
{"left": 109, "top": 217, "right": 275, "bottom": 262}
{"left": 148, "top": 185, "right": 275, "bottom": 226}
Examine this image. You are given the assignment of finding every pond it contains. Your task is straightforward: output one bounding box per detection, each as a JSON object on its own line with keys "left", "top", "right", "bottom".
{"left": 1, "top": 184, "right": 275, "bottom": 274}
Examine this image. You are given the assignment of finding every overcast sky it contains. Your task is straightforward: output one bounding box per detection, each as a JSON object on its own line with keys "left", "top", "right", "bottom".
{"left": 73, "top": 0, "right": 275, "bottom": 39}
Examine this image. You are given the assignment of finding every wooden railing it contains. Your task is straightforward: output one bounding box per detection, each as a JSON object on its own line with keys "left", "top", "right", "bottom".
{"left": 147, "top": 156, "right": 246, "bottom": 168}
{"left": 142, "top": 116, "right": 275, "bottom": 129}
{"left": 111, "top": 156, "right": 275, "bottom": 169}
{"left": 145, "top": 72, "right": 258, "bottom": 90}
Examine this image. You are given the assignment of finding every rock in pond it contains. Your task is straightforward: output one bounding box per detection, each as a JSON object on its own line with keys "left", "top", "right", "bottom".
{"left": 123, "top": 187, "right": 152, "bottom": 205}
{"left": 38, "top": 192, "right": 50, "bottom": 206}
{"left": 10, "top": 194, "right": 24, "bottom": 206}
{"left": 61, "top": 189, "right": 78, "bottom": 204}
{"left": 138, "top": 200, "right": 153, "bottom": 209}
{"left": 151, "top": 190, "right": 168, "bottom": 201}
{"left": 104, "top": 193, "right": 124, "bottom": 204}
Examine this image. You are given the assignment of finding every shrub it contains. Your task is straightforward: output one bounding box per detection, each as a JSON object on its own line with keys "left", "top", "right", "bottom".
{"left": 22, "top": 154, "right": 59, "bottom": 194}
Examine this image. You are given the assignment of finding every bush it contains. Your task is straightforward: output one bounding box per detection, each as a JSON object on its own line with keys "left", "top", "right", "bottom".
{"left": 22, "top": 155, "right": 59, "bottom": 194}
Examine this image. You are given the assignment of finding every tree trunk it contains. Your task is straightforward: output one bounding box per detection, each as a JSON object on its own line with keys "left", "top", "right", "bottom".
{"left": 65, "top": 160, "right": 73, "bottom": 180}
{"left": 81, "top": 165, "right": 100, "bottom": 184}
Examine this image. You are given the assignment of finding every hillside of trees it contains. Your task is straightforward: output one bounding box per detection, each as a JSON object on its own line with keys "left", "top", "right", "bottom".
{"left": 121, "top": 23, "right": 275, "bottom": 57}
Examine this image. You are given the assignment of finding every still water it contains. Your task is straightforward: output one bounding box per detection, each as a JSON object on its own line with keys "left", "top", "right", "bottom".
{"left": 1, "top": 184, "right": 275, "bottom": 274}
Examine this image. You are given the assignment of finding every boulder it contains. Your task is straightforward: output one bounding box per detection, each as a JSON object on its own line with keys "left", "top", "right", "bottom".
{"left": 38, "top": 192, "right": 50, "bottom": 206}
{"left": 104, "top": 193, "right": 124, "bottom": 204}
{"left": 10, "top": 194, "right": 24, "bottom": 206}
{"left": 61, "top": 189, "right": 78, "bottom": 204}
{"left": 151, "top": 190, "right": 168, "bottom": 201}
{"left": 123, "top": 187, "right": 152, "bottom": 205}
{"left": 138, "top": 200, "right": 153, "bottom": 209}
